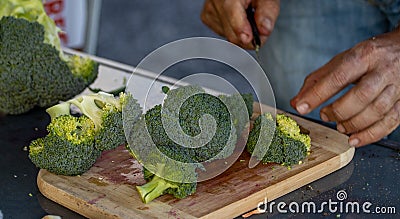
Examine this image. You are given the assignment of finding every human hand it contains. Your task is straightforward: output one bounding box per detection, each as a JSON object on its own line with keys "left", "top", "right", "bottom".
{"left": 291, "top": 28, "right": 400, "bottom": 147}
{"left": 201, "top": 0, "right": 280, "bottom": 49}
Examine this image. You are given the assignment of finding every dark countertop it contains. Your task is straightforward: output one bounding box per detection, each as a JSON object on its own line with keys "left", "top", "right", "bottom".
{"left": 1, "top": 107, "right": 399, "bottom": 219}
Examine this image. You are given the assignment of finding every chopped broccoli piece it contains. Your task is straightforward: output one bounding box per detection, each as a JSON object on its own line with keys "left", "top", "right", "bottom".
{"left": 159, "top": 85, "right": 253, "bottom": 162}
{"left": 218, "top": 93, "right": 253, "bottom": 135}
{"left": 127, "top": 117, "right": 199, "bottom": 203}
{"left": 127, "top": 85, "right": 253, "bottom": 203}
{"left": 246, "top": 113, "right": 311, "bottom": 167}
{"left": 0, "top": 0, "right": 98, "bottom": 115}
{"left": 29, "top": 115, "right": 101, "bottom": 176}
{"left": 28, "top": 92, "right": 142, "bottom": 175}
{"left": 136, "top": 164, "right": 197, "bottom": 204}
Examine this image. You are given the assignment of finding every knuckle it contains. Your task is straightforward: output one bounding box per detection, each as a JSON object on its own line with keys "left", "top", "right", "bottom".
{"left": 357, "top": 40, "right": 379, "bottom": 60}
{"left": 382, "top": 59, "right": 400, "bottom": 83}
{"left": 365, "top": 127, "right": 381, "bottom": 143}
{"left": 358, "top": 101, "right": 400, "bottom": 145}
{"left": 342, "top": 119, "right": 359, "bottom": 133}
{"left": 331, "top": 70, "right": 350, "bottom": 88}
{"left": 354, "top": 84, "right": 374, "bottom": 105}
{"left": 310, "top": 83, "right": 324, "bottom": 102}
{"left": 371, "top": 97, "right": 390, "bottom": 117}
{"left": 388, "top": 101, "right": 400, "bottom": 126}
{"left": 343, "top": 40, "right": 377, "bottom": 70}
{"left": 330, "top": 106, "right": 346, "bottom": 121}
{"left": 303, "top": 74, "right": 314, "bottom": 84}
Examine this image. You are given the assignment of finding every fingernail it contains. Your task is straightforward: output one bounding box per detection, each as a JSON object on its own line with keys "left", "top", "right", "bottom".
{"left": 240, "top": 33, "right": 249, "bottom": 44}
{"left": 261, "top": 19, "right": 272, "bottom": 34}
{"left": 349, "top": 138, "right": 359, "bottom": 147}
{"left": 296, "top": 103, "right": 309, "bottom": 114}
{"left": 337, "top": 123, "right": 346, "bottom": 133}
{"left": 320, "top": 112, "right": 329, "bottom": 122}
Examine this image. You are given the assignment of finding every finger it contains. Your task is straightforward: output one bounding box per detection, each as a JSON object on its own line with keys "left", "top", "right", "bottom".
{"left": 321, "top": 70, "right": 387, "bottom": 122}
{"left": 220, "top": 0, "right": 253, "bottom": 46}
{"left": 292, "top": 47, "right": 369, "bottom": 115}
{"left": 290, "top": 53, "right": 347, "bottom": 110}
{"left": 201, "top": 1, "right": 225, "bottom": 36}
{"left": 201, "top": 0, "right": 253, "bottom": 48}
{"left": 348, "top": 100, "right": 400, "bottom": 147}
{"left": 290, "top": 63, "right": 332, "bottom": 110}
{"left": 253, "top": 0, "right": 280, "bottom": 37}
{"left": 337, "top": 84, "right": 399, "bottom": 134}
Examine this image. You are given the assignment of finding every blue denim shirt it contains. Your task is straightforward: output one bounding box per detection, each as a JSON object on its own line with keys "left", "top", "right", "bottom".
{"left": 369, "top": 0, "right": 400, "bottom": 28}
{"left": 259, "top": 0, "right": 400, "bottom": 140}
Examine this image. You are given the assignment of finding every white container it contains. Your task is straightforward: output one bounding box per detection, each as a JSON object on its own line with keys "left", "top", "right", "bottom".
{"left": 43, "top": 0, "right": 102, "bottom": 54}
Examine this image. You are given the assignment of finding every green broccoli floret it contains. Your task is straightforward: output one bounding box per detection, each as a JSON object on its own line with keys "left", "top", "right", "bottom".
{"left": 218, "top": 93, "right": 253, "bottom": 135}
{"left": 29, "top": 115, "right": 101, "bottom": 175}
{"left": 126, "top": 116, "right": 199, "bottom": 203}
{"left": 143, "top": 85, "right": 254, "bottom": 163}
{"left": 0, "top": 0, "right": 98, "bottom": 115}
{"left": 127, "top": 85, "right": 253, "bottom": 203}
{"left": 159, "top": 85, "right": 253, "bottom": 162}
{"left": 28, "top": 92, "right": 142, "bottom": 175}
{"left": 246, "top": 113, "right": 311, "bottom": 167}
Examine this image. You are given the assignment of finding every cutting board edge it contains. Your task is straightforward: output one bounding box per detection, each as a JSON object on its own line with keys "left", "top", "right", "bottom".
{"left": 37, "top": 145, "right": 354, "bottom": 219}
{"left": 37, "top": 170, "right": 122, "bottom": 219}
{"left": 199, "top": 145, "right": 355, "bottom": 219}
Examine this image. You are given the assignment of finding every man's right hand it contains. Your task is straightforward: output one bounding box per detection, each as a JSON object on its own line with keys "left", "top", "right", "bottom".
{"left": 201, "top": 0, "right": 280, "bottom": 50}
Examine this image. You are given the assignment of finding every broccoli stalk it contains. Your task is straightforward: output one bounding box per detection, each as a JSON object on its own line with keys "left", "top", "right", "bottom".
{"left": 0, "top": 0, "right": 99, "bottom": 115}
{"left": 28, "top": 92, "right": 142, "bottom": 175}
{"left": 246, "top": 113, "right": 311, "bottom": 167}
{"left": 136, "top": 174, "right": 173, "bottom": 204}
{"left": 136, "top": 164, "right": 197, "bottom": 204}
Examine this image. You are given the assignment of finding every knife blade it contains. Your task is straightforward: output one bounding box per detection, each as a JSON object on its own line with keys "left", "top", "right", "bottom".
{"left": 246, "top": 6, "right": 261, "bottom": 62}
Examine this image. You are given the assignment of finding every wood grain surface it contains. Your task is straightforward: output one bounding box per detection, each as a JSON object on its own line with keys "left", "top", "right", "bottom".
{"left": 37, "top": 103, "right": 354, "bottom": 219}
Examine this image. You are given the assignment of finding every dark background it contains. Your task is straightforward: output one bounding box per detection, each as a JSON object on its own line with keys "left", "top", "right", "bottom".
{"left": 95, "top": 0, "right": 256, "bottom": 95}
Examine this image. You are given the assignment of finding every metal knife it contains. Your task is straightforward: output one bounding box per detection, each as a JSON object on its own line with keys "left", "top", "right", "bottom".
{"left": 246, "top": 6, "right": 261, "bottom": 62}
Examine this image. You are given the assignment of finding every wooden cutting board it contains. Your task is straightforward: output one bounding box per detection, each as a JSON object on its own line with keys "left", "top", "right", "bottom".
{"left": 37, "top": 103, "right": 354, "bottom": 219}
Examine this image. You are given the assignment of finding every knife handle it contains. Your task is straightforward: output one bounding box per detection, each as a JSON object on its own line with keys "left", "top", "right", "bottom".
{"left": 246, "top": 6, "right": 261, "bottom": 48}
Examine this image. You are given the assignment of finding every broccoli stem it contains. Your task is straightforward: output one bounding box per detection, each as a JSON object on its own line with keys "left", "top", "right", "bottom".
{"left": 46, "top": 102, "right": 71, "bottom": 120}
{"left": 68, "top": 96, "right": 103, "bottom": 130}
{"left": 136, "top": 175, "right": 178, "bottom": 203}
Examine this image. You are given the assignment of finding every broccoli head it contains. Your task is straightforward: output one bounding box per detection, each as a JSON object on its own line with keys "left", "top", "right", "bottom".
{"left": 246, "top": 113, "right": 311, "bottom": 167}
{"left": 0, "top": 0, "right": 98, "bottom": 115}
{"left": 29, "top": 115, "right": 101, "bottom": 176}
{"left": 157, "top": 85, "right": 252, "bottom": 162}
{"left": 28, "top": 92, "right": 142, "bottom": 175}
{"left": 126, "top": 85, "right": 253, "bottom": 203}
